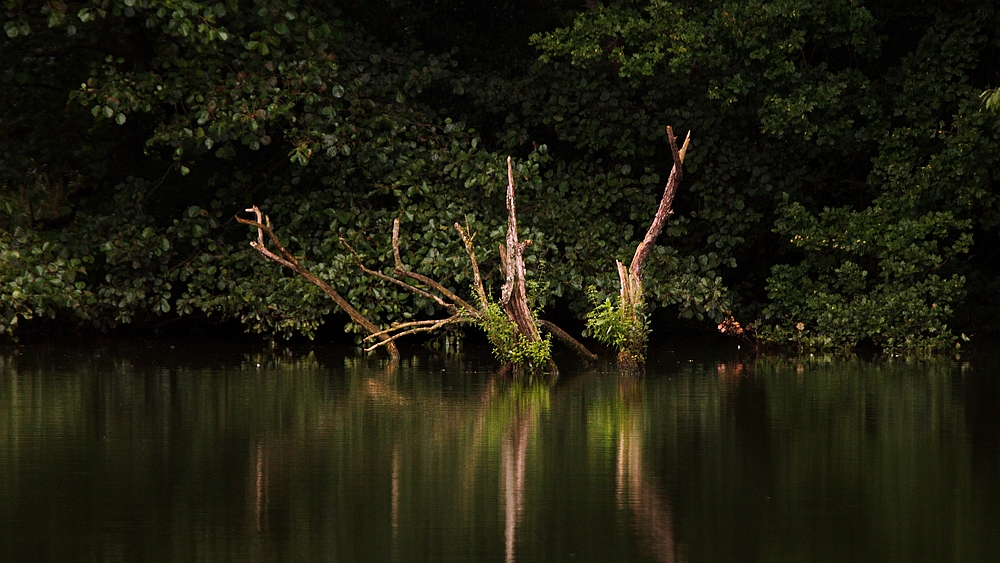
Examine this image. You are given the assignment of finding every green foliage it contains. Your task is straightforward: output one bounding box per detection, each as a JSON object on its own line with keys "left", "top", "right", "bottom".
{"left": 513, "top": 0, "right": 1000, "bottom": 352}
{"left": 0, "top": 229, "right": 92, "bottom": 336}
{"left": 585, "top": 286, "right": 649, "bottom": 363}
{"left": 983, "top": 89, "right": 1000, "bottom": 112}
{"left": 2, "top": 0, "right": 1000, "bottom": 353}
{"left": 476, "top": 300, "right": 552, "bottom": 370}
{"left": 752, "top": 7, "right": 999, "bottom": 352}
{"left": 495, "top": 0, "right": 891, "bottom": 326}
{"left": 759, "top": 202, "right": 969, "bottom": 352}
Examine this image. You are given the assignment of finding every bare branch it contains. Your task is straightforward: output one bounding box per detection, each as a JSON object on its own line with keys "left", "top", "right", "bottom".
{"left": 629, "top": 127, "right": 689, "bottom": 281}
{"left": 341, "top": 237, "right": 459, "bottom": 315}
{"left": 236, "top": 208, "right": 298, "bottom": 270}
{"left": 363, "top": 314, "right": 467, "bottom": 353}
{"left": 363, "top": 317, "right": 470, "bottom": 342}
{"left": 455, "top": 221, "right": 489, "bottom": 307}
{"left": 392, "top": 218, "right": 404, "bottom": 269}
{"left": 236, "top": 206, "right": 399, "bottom": 360}
{"left": 389, "top": 218, "right": 479, "bottom": 314}
{"left": 538, "top": 319, "right": 597, "bottom": 361}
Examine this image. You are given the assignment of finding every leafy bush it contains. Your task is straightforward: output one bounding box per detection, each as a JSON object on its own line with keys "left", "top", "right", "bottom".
{"left": 585, "top": 286, "right": 649, "bottom": 363}
{"left": 0, "top": 230, "right": 92, "bottom": 336}
{"left": 2, "top": 0, "right": 1000, "bottom": 354}
{"left": 477, "top": 300, "right": 552, "bottom": 370}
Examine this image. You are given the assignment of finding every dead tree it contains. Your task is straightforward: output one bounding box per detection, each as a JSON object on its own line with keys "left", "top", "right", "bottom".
{"left": 593, "top": 126, "right": 690, "bottom": 369}
{"left": 498, "top": 156, "right": 543, "bottom": 346}
{"left": 236, "top": 206, "right": 400, "bottom": 360}
{"left": 350, "top": 157, "right": 595, "bottom": 371}
{"left": 238, "top": 158, "right": 595, "bottom": 371}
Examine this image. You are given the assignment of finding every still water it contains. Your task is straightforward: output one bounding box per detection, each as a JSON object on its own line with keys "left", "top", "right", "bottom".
{"left": 0, "top": 341, "right": 998, "bottom": 562}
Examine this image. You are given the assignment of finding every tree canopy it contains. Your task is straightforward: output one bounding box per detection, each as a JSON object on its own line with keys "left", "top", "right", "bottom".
{"left": 2, "top": 0, "right": 999, "bottom": 353}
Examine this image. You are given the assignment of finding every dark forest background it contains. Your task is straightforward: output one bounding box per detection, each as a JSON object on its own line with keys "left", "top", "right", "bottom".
{"left": 2, "top": 0, "right": 999, "bottom": 353}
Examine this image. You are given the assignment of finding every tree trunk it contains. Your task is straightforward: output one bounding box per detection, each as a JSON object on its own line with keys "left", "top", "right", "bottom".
{"left": 617, "top": 126, "right": 690, "bottom": 369}
{"left": 499, "top": 157, "right": 543, "bottom": 346}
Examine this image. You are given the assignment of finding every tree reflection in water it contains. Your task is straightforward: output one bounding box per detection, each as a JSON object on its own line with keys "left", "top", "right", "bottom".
{"left": 255, "top": 440, "right": 268, "bottom": 533}
{"left": 3, "top": 345, "right": 997, "bottom": 563}
{"left": 345, "top": 355, "right": 552, "bottom": 563}
{"left": 615, "top": 374, "right": 676, "bottom": 563}
{"left": 500, "top": 381, "right": 540, "bottom": 563}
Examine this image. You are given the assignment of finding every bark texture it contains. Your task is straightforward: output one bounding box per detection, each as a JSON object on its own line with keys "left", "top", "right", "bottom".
{"left": 616, "top": 126, "right": 690, "bottom": 369}
{"left": 498, "top": 157, "right": 544, "bottom": 349}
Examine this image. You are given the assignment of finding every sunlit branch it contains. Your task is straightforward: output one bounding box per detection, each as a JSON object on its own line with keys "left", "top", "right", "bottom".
{"left": 362, "top": 314, "right": 468, "bottom": 353}
{"left": 390, "top": 218, "right": 479, "bottom": 314}
{"left": 236, "top": 205, "right": 400, "bottom": 360}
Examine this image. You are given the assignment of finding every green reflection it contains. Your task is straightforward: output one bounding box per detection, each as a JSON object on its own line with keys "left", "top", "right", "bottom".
{"left": 0, "top": 346, "right": 997, "bottom": 563}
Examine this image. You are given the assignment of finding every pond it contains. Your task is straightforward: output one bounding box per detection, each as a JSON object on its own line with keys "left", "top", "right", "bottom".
{"left": 0, "top": 341, "right": 998, "bottom": 562}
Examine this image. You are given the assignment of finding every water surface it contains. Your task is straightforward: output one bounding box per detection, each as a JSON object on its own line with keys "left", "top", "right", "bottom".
{"left": 1, "top": 342, "right": 998, "bottom": 562}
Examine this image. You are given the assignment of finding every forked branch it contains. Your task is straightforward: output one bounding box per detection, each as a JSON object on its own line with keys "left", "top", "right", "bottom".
{"left": 238, "top": 156, "right": 599, "bottom": 368}
{"left": 341, "top": 223, "right": 480, "bottom": 353}
{"left": 589, "top": 126, "right": 691, "bottom": 370}
{"left": 236, "top": 206, "right": 400, "bottom": 360}
{"left": 629, "top": 126, "right": 690, "bottom": 281}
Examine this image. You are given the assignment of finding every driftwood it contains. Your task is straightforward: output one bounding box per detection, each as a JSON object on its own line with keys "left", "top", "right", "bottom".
{"left": 236, "top": 206, "right": 400, "bottom": 360}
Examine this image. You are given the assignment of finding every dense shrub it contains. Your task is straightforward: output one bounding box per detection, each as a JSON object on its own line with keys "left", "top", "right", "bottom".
{"left": 2, "top": 0, "right": 999, "bottom": 352}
